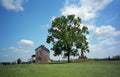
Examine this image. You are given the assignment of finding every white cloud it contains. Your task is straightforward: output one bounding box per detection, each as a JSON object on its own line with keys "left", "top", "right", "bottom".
{"left": 88, "top": 38, "right": 119, "bottom": 58}
{"left": 9, "top": 46, "right": 30, "bottom": 53}
{"left": 50, "top": 16, "right": 56, "bottom": 22}
{"left": 18, "top": 39, "right": 34, "bottom": 47}
{"left": 97, "top": 38, "right": 117, "bottom": 47}
{"left": 61, "top": 0, "right": 112, "bottom": 21}
{"left": 0, "top": 0, "right": 27, "bottom": 11}
{"left": 2, "top": 39, "right": 33, "bottom": 53}
{"left": 83, "top": 24, "right": 96, "bottom": 31}
{"left": 9, "top": 46, "right": 19, "bottom": 52}
{"left": 106, "top": 14, "right": 119, "bottom": 24}
{"left": 3, "top": 54, "right": 9, "bottom": 58}
{"left": 93, "top": 25, "right": 120, "bottom": 39}
{"left": 41, "top": 24, "right": 50, "bottom": 29}
{"left": 90, "top": 38, "right": 117, "bottom": 51}
{"left": 86, "top": 25, "right": 120, "bottom": 58}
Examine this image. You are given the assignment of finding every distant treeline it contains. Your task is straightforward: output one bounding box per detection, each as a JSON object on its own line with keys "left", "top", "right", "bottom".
{"left": 0, "top": 61, "right": 31, "bottom": 65}
{"left": 1, "top": 55, "right": 120, "bottom": 65}
{"left": 94, "top": 55, "right": 120, "bottom": 61}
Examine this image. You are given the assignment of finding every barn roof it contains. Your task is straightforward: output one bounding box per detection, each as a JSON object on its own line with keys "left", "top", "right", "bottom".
{"left": 35, "top": 45, "right": 50, "bottom": 53}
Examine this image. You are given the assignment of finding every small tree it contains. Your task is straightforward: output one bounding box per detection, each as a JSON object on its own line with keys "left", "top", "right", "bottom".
{"left": 17, "top": 58, "right": 22, "bottom": 64}
{"left": 31, "top": 55, "right": 36, "bottom": 63}
{"left": 46, "top": 15, "right": 89, "bottom": 62}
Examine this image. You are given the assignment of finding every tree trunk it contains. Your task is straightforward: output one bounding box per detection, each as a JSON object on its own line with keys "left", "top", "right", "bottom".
{"left": 68, "top": 51, "right": 70, "bottom": 63}
{"left": 81, "top": 50, "right": 84, "bottom": 58}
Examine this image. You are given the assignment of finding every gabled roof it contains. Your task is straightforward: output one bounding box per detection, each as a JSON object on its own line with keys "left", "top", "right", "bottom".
{"left": 35, "top": 45, "right": 50, "bottom": 53}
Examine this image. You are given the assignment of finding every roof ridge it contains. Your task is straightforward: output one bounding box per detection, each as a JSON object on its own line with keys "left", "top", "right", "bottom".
{"left": 35, "top": 45, "right": 50, "bottom": 52}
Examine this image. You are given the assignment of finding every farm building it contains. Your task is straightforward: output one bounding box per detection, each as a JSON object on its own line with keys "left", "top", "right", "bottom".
{"left": 35, "top": 45, "right": 50, "bottom": 63}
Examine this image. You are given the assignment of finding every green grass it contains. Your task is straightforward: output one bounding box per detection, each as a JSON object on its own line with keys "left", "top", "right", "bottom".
{"left": 0, "top": 61, "right": 120, "bottom": 77}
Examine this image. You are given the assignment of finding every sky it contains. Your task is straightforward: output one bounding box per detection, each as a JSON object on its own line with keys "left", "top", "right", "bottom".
{"left": 0, "top": 0, "right": 120, "bottom": 62}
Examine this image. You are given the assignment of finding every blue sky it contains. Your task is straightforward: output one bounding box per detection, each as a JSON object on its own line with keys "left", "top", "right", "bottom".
{"left": 0, "top": 0, "right": 120, "bottom": 62}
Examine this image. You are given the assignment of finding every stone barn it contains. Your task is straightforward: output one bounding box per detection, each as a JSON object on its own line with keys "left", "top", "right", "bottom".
{"left": 35, "top": 45, "right": 50, "bottom": 63}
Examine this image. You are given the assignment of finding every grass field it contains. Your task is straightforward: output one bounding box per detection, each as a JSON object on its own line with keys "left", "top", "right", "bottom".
{"left": 0, "top": 61, "right": 120, "bottom": 77}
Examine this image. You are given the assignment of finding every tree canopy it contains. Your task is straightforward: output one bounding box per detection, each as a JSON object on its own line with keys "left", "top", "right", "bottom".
{"left": 46, "top": 15, "right": 89, "bottom": 62}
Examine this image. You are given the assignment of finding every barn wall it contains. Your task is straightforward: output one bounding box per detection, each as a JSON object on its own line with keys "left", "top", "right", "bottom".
{"left": 36, "top": 48, "right": 50, "bottom": 63}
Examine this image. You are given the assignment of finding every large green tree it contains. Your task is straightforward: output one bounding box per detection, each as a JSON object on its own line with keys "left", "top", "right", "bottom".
{"left": 46, "top": 15, "right": 89, "bottom": 62}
